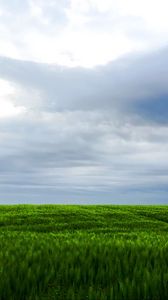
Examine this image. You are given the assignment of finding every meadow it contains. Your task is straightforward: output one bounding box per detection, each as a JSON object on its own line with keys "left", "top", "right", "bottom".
{"left": 0, "top": 205, "right": 168, "bottom": 300}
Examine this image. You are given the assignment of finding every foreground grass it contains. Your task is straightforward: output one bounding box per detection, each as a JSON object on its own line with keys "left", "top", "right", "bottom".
{"left": 0, "top": 205, "right": 168, "bottom": 299}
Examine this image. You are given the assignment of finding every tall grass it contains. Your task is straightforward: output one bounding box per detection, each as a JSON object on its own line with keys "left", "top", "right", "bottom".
{"left": 0, "top": 205, "right": 168, "bottom": 299}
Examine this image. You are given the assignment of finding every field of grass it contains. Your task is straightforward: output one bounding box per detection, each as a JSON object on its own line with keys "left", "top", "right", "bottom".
{"left": 1, "top": 205, "right": 168, "bottom": 300}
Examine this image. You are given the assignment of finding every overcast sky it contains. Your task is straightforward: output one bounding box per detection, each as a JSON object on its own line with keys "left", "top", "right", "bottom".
{"left": 0, "top": 0, "right": 168, "bottom": 204}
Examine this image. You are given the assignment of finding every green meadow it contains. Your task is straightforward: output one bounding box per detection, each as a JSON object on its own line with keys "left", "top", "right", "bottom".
{"left": 1, "top": 205, "right": 168, "bottom": 300}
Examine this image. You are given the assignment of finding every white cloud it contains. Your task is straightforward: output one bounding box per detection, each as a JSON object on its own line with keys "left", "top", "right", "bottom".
{"left": 0, "top": 0, "right": 168, "bottom": 67}
{"left": 29, "top": 0, "right": 43, "bottom": 19}
{"left": 0, "top": 79, "right": 26, "bottom": 118}
{"left": 118, "top": 0, "right": 168, "bottom": 30}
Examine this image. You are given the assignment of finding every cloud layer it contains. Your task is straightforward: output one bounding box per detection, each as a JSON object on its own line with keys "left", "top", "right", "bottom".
{"left": 0, "top": 0, "right": 168, "bottom": 203}
{"left": 0, "top": 46, "right": 168, "bottom": 203}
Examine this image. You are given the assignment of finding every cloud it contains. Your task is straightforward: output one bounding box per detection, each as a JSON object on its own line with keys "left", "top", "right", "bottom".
{"left": 0, "top": 47, "right": 168, "bottom": 120}
{"left": 0, "top": 0, "right": 168, "bottom": 203}
{"left": 0, "top": 0, "right": 168, "bottom": 67}
{"left": 0, "top": 50, "right": 168, "bottom": 202}
{"left": 0, "top": 108, "right": 168, "bottom": 203}
{"left": 0, "top": 79, "right": 26, "bottom": 118}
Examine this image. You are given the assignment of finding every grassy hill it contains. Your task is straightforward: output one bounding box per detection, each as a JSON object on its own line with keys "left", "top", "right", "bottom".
{"left": 1, "top": 205, "right": 168, "bottom": 299}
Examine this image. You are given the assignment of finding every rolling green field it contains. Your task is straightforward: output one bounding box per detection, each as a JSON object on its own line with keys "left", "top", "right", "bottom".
{"left": 1, "top": 205, "right": 168, "bottom": 300}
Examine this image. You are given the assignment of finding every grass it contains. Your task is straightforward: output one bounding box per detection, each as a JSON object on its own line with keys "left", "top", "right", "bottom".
{"left": 0, "top": 205, "right": 168, "bottom": 299}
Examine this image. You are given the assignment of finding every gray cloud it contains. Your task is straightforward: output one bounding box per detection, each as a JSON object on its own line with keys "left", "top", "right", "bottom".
{"left": 0, "top": 47, "right": 168, "bottom": 118}
{"left": 0, "top": 109, "right": 168, "bottom": 203}
{"left": 0, "top": 47, "right": 168, "bottom": 203}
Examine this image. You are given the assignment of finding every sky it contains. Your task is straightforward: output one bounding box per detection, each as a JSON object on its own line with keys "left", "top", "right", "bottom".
{"left": 0, "top": 0, "right": 168, "bottom": 204}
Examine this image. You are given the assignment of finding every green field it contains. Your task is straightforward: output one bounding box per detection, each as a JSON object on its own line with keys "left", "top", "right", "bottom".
{"left": 1, "top": 205, "right": 168, "bottom": 300}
